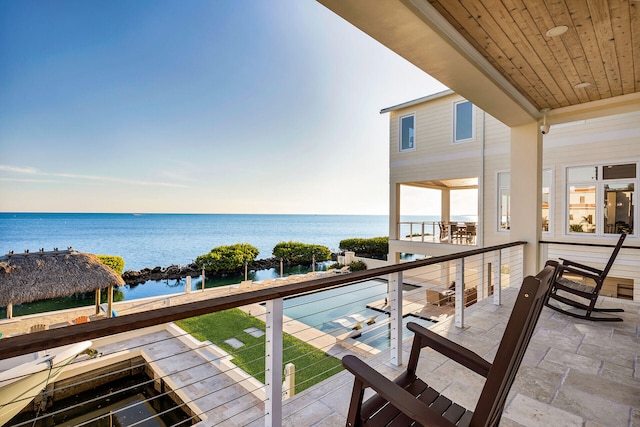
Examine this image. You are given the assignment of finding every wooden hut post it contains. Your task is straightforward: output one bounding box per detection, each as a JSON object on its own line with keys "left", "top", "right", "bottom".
{"left": 95, "top": 288, "right": 101, "bottom": 315}
{"left": 107, "top": 285, "right": 114, "bottom": 319}
{"left": 6, "top": 303, "right": 12, "bottom": 319}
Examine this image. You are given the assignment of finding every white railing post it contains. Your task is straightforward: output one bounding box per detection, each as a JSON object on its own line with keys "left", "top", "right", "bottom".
{"left": 265, "top": 298, "right": 283, "bottom": 427}
{"left": 540, "top": 242, "right": 548, "bottom": 271}
{"left": 389, "top": 271, "right": 403, "bottom": 366}
{"left": 421, "top": 222, "right": 425, "bottom": 242}
{"left": 493, "top": 250, "right": 502, "bottom": 305}
{"left": 455, "top": 258, "right": 465, "bottom": 328}
{"left": 409, "top": 223, "right": 413, "bottom": 241}
{"left": 513, "top": 245, "right": 524, "bottom": 286}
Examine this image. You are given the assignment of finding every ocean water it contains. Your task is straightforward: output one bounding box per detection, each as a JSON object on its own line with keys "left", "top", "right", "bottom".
{"left": 0, "top": 213, "right": 400, "bottom": 271}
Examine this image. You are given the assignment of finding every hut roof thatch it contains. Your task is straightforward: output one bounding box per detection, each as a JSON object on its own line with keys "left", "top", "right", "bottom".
{"left": 0, "top": 249, "right": 125, "bottom": 306}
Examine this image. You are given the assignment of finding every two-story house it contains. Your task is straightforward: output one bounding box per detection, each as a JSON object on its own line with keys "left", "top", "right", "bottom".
{"left": 382, "top": 90, "right": 640, "bottom": 302}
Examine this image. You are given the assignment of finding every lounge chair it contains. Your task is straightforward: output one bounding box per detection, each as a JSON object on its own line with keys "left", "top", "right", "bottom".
{"left": 69, "top": 315, "right": 90, "bottom": 326}
{"left": 544, "top": 232, "right": 626, "bottom": 321}
{"left": 341, "top": 265, "right": 556, "bottom": 426}
{"left": 334, "top": 266, "right": 351, "bottom": 274}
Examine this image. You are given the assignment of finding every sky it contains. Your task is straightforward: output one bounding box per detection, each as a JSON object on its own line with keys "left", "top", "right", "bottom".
{"left": 0, "top": 0, "right": 448, "bottom": 215}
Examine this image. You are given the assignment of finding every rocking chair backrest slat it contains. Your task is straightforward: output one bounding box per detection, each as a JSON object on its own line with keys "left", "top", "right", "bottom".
{"left": 601, "top": 232, "right": 627, "bottom": 279}
{"left": 470, "top": 265, "right": 555, "bottom": 427}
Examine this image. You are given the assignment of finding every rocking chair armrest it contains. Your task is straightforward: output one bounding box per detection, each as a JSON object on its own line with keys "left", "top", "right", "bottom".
{"left": 558, "top": 258, "right": 603, "bottom": 275}
{"left": 408, "top": 322, "right": 491, "bottom": 377}
{"left": 557, "top": 264, "right": 602, "bottom": 282}
{"left": 342, "top": 355, "right": 457, "bottom": 427}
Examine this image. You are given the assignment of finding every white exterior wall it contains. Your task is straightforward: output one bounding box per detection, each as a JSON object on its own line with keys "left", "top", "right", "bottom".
{"left": 386, "top": 94, "right": 640, "bottom": 300}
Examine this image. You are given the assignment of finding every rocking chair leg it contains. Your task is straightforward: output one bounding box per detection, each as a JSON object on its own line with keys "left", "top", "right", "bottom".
{"left": 545, "top": 298, "right": 624, "bottom": 322}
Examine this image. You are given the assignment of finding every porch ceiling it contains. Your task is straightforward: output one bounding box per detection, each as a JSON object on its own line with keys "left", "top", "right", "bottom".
{"left": 406, "top": 177, "right": 478, "bottom": 190}
{"left": 318, "top": 0, "right": 640, "bottom": 127}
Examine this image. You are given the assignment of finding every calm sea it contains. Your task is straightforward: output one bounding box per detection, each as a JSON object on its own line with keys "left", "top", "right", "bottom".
{"left": 0, "top": 213, "right": 400, "bottom": 271}
{"left": 0, "top": 212, "right": 453, "bottom": 315}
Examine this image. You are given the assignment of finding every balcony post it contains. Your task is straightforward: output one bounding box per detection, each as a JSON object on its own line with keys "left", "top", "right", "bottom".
{"left": 421, "top": 222, "right": 425, "bottom": 242}
{"left": 493, "top": 250, "right": 502, "bottom": 305}
{"left": 455, "top": 258, "right": 465, "bottom": 328}
{"left": 265, "top": 298, "right": 283, "bottom": 427}
{"left": 389, "top": 271, "right": 403, "bottom": 366}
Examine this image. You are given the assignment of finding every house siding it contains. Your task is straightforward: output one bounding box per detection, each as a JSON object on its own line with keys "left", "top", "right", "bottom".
{"left": 385, "top": 94, "right": 640, "bottom": 300}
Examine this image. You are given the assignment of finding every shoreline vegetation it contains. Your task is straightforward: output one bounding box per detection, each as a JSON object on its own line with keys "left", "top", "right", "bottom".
{"left": 121, "top": 237, "right": 388, "bottom": 285}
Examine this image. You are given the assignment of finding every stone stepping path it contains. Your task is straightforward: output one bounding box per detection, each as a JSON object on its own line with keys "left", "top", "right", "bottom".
{"left": 224, "top": 337, "right": 244, "bottom": 349}
{"left": 244, "top": 327, "right": 265, "bottom": 338}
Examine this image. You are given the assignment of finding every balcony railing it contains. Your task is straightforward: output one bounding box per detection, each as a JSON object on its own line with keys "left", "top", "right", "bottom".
{"left": 0, "top": 242, "right": 524, "bottom": 426}
{"left": 398, "top": 221, "right": 477, "bottom": 245}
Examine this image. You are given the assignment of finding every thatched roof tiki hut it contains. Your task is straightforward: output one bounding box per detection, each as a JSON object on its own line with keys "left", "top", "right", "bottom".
{"left": 0, "top": 249, "right": 124, "bottom": 319}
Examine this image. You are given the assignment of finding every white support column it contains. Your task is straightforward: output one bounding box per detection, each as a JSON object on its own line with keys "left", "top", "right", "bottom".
{"left": 441, "top": 189, "right": 451, "bottom": 223}
{"left": 265, "top": 298, "right": 283, "bottom": 427}
{"left": 510, "top": 122, "right": 542, "bottom": 277}
{"left": 389, "top": 272, "right": 403, "bottom": 366}
{"left": 493, "top": 250, "right": 502, "bottom": 305}
{"left": 390, "top": 183, "right": 400, "bottom": 241}
{"left": 455, "top": 259, "right": 465, "bottom": 328}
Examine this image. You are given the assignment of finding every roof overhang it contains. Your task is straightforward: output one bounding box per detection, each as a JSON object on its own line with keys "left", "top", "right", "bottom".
{"left": 318, "top": 0, "right": 640, "bottom": 127}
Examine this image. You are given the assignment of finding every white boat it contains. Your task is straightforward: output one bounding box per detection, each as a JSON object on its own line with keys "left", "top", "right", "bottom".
{"left": 0, "top": 341, "right": 94, "bottom": 426}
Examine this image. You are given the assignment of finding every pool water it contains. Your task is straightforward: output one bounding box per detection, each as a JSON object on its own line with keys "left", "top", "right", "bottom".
{"left": 283, "top": 279, "right": 435, "bottom": 350}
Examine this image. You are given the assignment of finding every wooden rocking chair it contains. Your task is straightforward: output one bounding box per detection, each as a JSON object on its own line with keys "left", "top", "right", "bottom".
{"left": 341, "top": 265, "right": 556, "bottom": 427}
{"left": 544, "top": 232, "right": 626, "bottom": 322}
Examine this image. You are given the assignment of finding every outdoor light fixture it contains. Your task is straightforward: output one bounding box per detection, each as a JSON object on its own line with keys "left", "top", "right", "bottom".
{"left": 575, "top": 82, "right": 591, "bottom": 88}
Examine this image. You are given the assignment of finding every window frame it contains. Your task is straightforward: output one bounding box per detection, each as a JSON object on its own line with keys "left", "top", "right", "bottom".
{"left": 453, "top": 100, "right": 475, "bottom": 143}
{"left": 563, "top": 161, "right": 637, "bottom": 237}
{"left": 399, "top": 113, "right": 416, "bottom": 152}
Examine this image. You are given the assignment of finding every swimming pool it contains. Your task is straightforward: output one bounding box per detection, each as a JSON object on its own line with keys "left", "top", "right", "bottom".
{"left": 282, "top": 279, "right": 435, "bottom": 350}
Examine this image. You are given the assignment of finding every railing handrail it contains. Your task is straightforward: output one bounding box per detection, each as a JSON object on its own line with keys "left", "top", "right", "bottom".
{"left": 0, "top": 241, "right": 526, "bottom": 361}
{"left": 540, "top": 239, "right": 639, "bottom": 249}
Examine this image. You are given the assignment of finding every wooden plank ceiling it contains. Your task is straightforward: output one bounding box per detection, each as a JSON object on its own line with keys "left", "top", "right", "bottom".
{"left": 428, "top": 0, "right": 640, "bottom": 111}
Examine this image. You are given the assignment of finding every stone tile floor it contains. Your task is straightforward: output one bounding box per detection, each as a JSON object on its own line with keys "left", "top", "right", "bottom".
{"left": 281, "top": 288, "right": 639, "bottom": 427}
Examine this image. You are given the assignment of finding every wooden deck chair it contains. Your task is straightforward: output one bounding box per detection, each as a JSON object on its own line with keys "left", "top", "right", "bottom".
{"left": 69, "top": 315, "right": 90, "bottom": 325}
{"left": 341, "top": 264, "right": 556, "bottom": 427}
{"left": 544, "top": 232, "right": 626, "bottom": 322}
{"left": 30, "top": 324, "right": 48, "bottom": 333}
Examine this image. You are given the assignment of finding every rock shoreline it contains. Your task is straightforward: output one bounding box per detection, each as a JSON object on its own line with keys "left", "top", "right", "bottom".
{"left": 121, "top": 255, "right": 338, "bottom": 285}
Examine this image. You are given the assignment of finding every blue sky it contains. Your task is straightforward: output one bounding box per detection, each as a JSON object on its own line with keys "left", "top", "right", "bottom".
{"left": 0, "top": 0, "right": 446, "bottom": 214}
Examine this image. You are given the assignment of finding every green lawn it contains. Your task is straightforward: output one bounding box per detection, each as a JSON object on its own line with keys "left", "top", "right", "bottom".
{"left": 175, "top": 308, "right": 343, "bottom": 393}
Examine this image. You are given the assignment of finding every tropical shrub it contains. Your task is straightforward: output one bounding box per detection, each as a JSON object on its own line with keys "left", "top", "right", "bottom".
{"left": 272, "top": 241, "right": 331, "bottom": 265}
{"left": 349, "top": 260, "right": 367, "bottom": 271}
{"left": 97, "top": 255, "right": 125, "bottom": 275}
{"left": 195, "top": 243, "right": 259, "bottom": 273}
{"left": 339, "top": 237, "right": 388, "bottom": 257}
{"left": 569, "top": 224, "right": 584, "bottom": 232}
